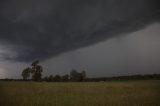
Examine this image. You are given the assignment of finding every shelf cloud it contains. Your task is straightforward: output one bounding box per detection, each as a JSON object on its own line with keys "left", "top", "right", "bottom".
{"left": 0, "top": 0, "right": 160, "bottom": 61}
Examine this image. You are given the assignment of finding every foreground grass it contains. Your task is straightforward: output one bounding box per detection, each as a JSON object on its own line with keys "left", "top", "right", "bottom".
{"left": 0, "top": 80, "right": 160, "bottom": 106}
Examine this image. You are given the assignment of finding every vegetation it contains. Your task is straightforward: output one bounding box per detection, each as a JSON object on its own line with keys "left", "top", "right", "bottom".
{"left": 0, "top": 80, "right": 160, "bottom": 106}
{"left": 70, "top": 69, "right": 86, "bottom": 81}
{"left": 86, "top": 74, "right": 160, "bottom": 81}
{"left": 21, "top": 60, "right": 87, "bottom": 82}
{"left": 20, "top": 60, "right": 160, "bottom": 82}
{"left": 43, "top": 69, "right": 86, "bottom": 82}
{"left": 21, "top": 67, "right": 31, "bottom": 80}
{"left": 22, "top": 60, "right": 43, "bottom": 81}
{"left": 0, "top": 60, "right": 160, "bottom": 106}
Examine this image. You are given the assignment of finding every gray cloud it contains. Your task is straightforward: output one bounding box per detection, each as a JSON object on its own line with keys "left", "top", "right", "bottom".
{"left": 1, "top": 23, "right": 160, "bottom": 78}
{"left": 42, "top": 23, "right": 160, "bottom": 77}
{"left": 0, "top": 0, "right": 160, "bottom": 61}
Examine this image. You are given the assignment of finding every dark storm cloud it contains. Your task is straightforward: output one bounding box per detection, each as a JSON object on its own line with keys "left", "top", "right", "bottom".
{"left": 0, "top": 0, "right": 160, "bottom": 61}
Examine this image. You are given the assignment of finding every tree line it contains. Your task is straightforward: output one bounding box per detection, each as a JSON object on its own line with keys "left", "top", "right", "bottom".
{"left": 21, "top": 60, "right": 86, "bottom": 82}
{"left": 85, "top": 74, "right": 160, "bottom": 82}
{"left": 20, "top": 60, "right": 160, "bottom": 82}
{"left": 0, "top": 60, "right": 158, "bottom": 82}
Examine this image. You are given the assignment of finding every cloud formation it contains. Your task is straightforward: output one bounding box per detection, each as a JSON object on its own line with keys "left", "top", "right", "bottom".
{"left": 0, "top": 0, "right": 160, "bottom": 61}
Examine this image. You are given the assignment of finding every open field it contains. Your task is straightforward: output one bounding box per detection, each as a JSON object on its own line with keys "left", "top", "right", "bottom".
{"left": 0, "top": 80, "right": 160, "bottom": 106}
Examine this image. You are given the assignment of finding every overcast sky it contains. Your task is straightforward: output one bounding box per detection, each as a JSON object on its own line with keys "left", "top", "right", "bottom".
{"left": 0, "top": 0, "right": 160, "bottom": 78}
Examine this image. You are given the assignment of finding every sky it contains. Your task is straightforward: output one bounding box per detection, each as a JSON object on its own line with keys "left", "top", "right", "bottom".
{"left": 0, "top": 0, "right": 160, "bottom": 78}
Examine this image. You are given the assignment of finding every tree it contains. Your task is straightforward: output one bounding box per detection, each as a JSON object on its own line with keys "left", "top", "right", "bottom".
{"left": 21, "top": 67, "right": 31, "bottom": 80}
{"left": 44, "top": 76, "right": 49, "bottom": 82}
{"left": 48, "top": 75, "right": 54, "bottom": 82}
{"left": 53, "top": 75, "right": 61, "bottom": 82}
{"left": 21, "top": 60, "right": 43, "bottom": 81}
{"left": 62, "top": 74, "right": 69, "bottom": 82}
{"left": 70, "top": 69, "right": 78, "bottom": 81}
{"left": 70, "top": 69, "right": 86, "bottom": 82}
{"left": 31, "top": 60, "right": 39, "bottom": 68}
{"left": 31, "top": 63, "right": 43, "bottom": 81}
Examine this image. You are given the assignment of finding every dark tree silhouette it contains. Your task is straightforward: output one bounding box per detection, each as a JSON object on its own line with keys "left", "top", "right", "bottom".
{"left": 22, "top": 60, "right": 43, "bottom": 81}
{"left": 31, "top": 60, "right": 43, "bottom": 81}
{"left": 62, "top": 74, "right": 69, "bottom": 82}
{"left": 53, "top": 75, "right": 61, "bottom": 82}
{"left": 49, "top": 75, "right": 54, "bottom": 82}
{"left": 70, "top": 69, "right": 86, "bottom": 82}
{"left": 21, "top": 67, "right": 31, "bottom": 80}
{"left": 70, "top": 69, "right": 78, "bottom": 81}
{"left": 44, "top": 76, "right": 49, "bottom": 82}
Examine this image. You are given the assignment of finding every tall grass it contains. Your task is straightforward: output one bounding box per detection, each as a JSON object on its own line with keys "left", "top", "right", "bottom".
{"left": 0, "top": 80, "right": 160, "bottom": 106}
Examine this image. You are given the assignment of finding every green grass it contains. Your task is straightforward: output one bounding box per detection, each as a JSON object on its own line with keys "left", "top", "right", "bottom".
{"left": 0, "top": 80, "right": 160, "bottom": 106}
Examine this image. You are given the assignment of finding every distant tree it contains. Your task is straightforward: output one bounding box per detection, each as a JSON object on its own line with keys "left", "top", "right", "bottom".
{"left": 30, "top": 60, "right": 39, "bottom": 74}
{"left": 70, "top": 69, "right": 87, "bottom": 82}
{"left": 21, "top": 67, "right": 31, "bottom": 80}
{"left": 44, "top": 76, "right": 49, "bottom": 82}
{"left": 31, "top": 63, "right": 43, "bottom": 81}
{"left": 53, "top": 75, "right": 61, "bottom": 82}
{"left": 48, "top": 75, "right": 54, "bottom": 82}
{"left": 21, "top": 60, "right": 43, "bottom": 81}
{"left": 62, "top": 74, "right": 69, "bottom": 82}
{"left": 70, "top": 69, "right": 78, "bottom": 81}
{"left": 81, "top": 70, "right": 86, "bottom": 81}
{"left": 31, "top": 60, "right": 39, "bottom": 68}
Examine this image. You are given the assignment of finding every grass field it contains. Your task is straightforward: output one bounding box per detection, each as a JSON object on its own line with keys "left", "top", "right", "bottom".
{"left": 0, "top": 80, "right": 160, "bottom": 106}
